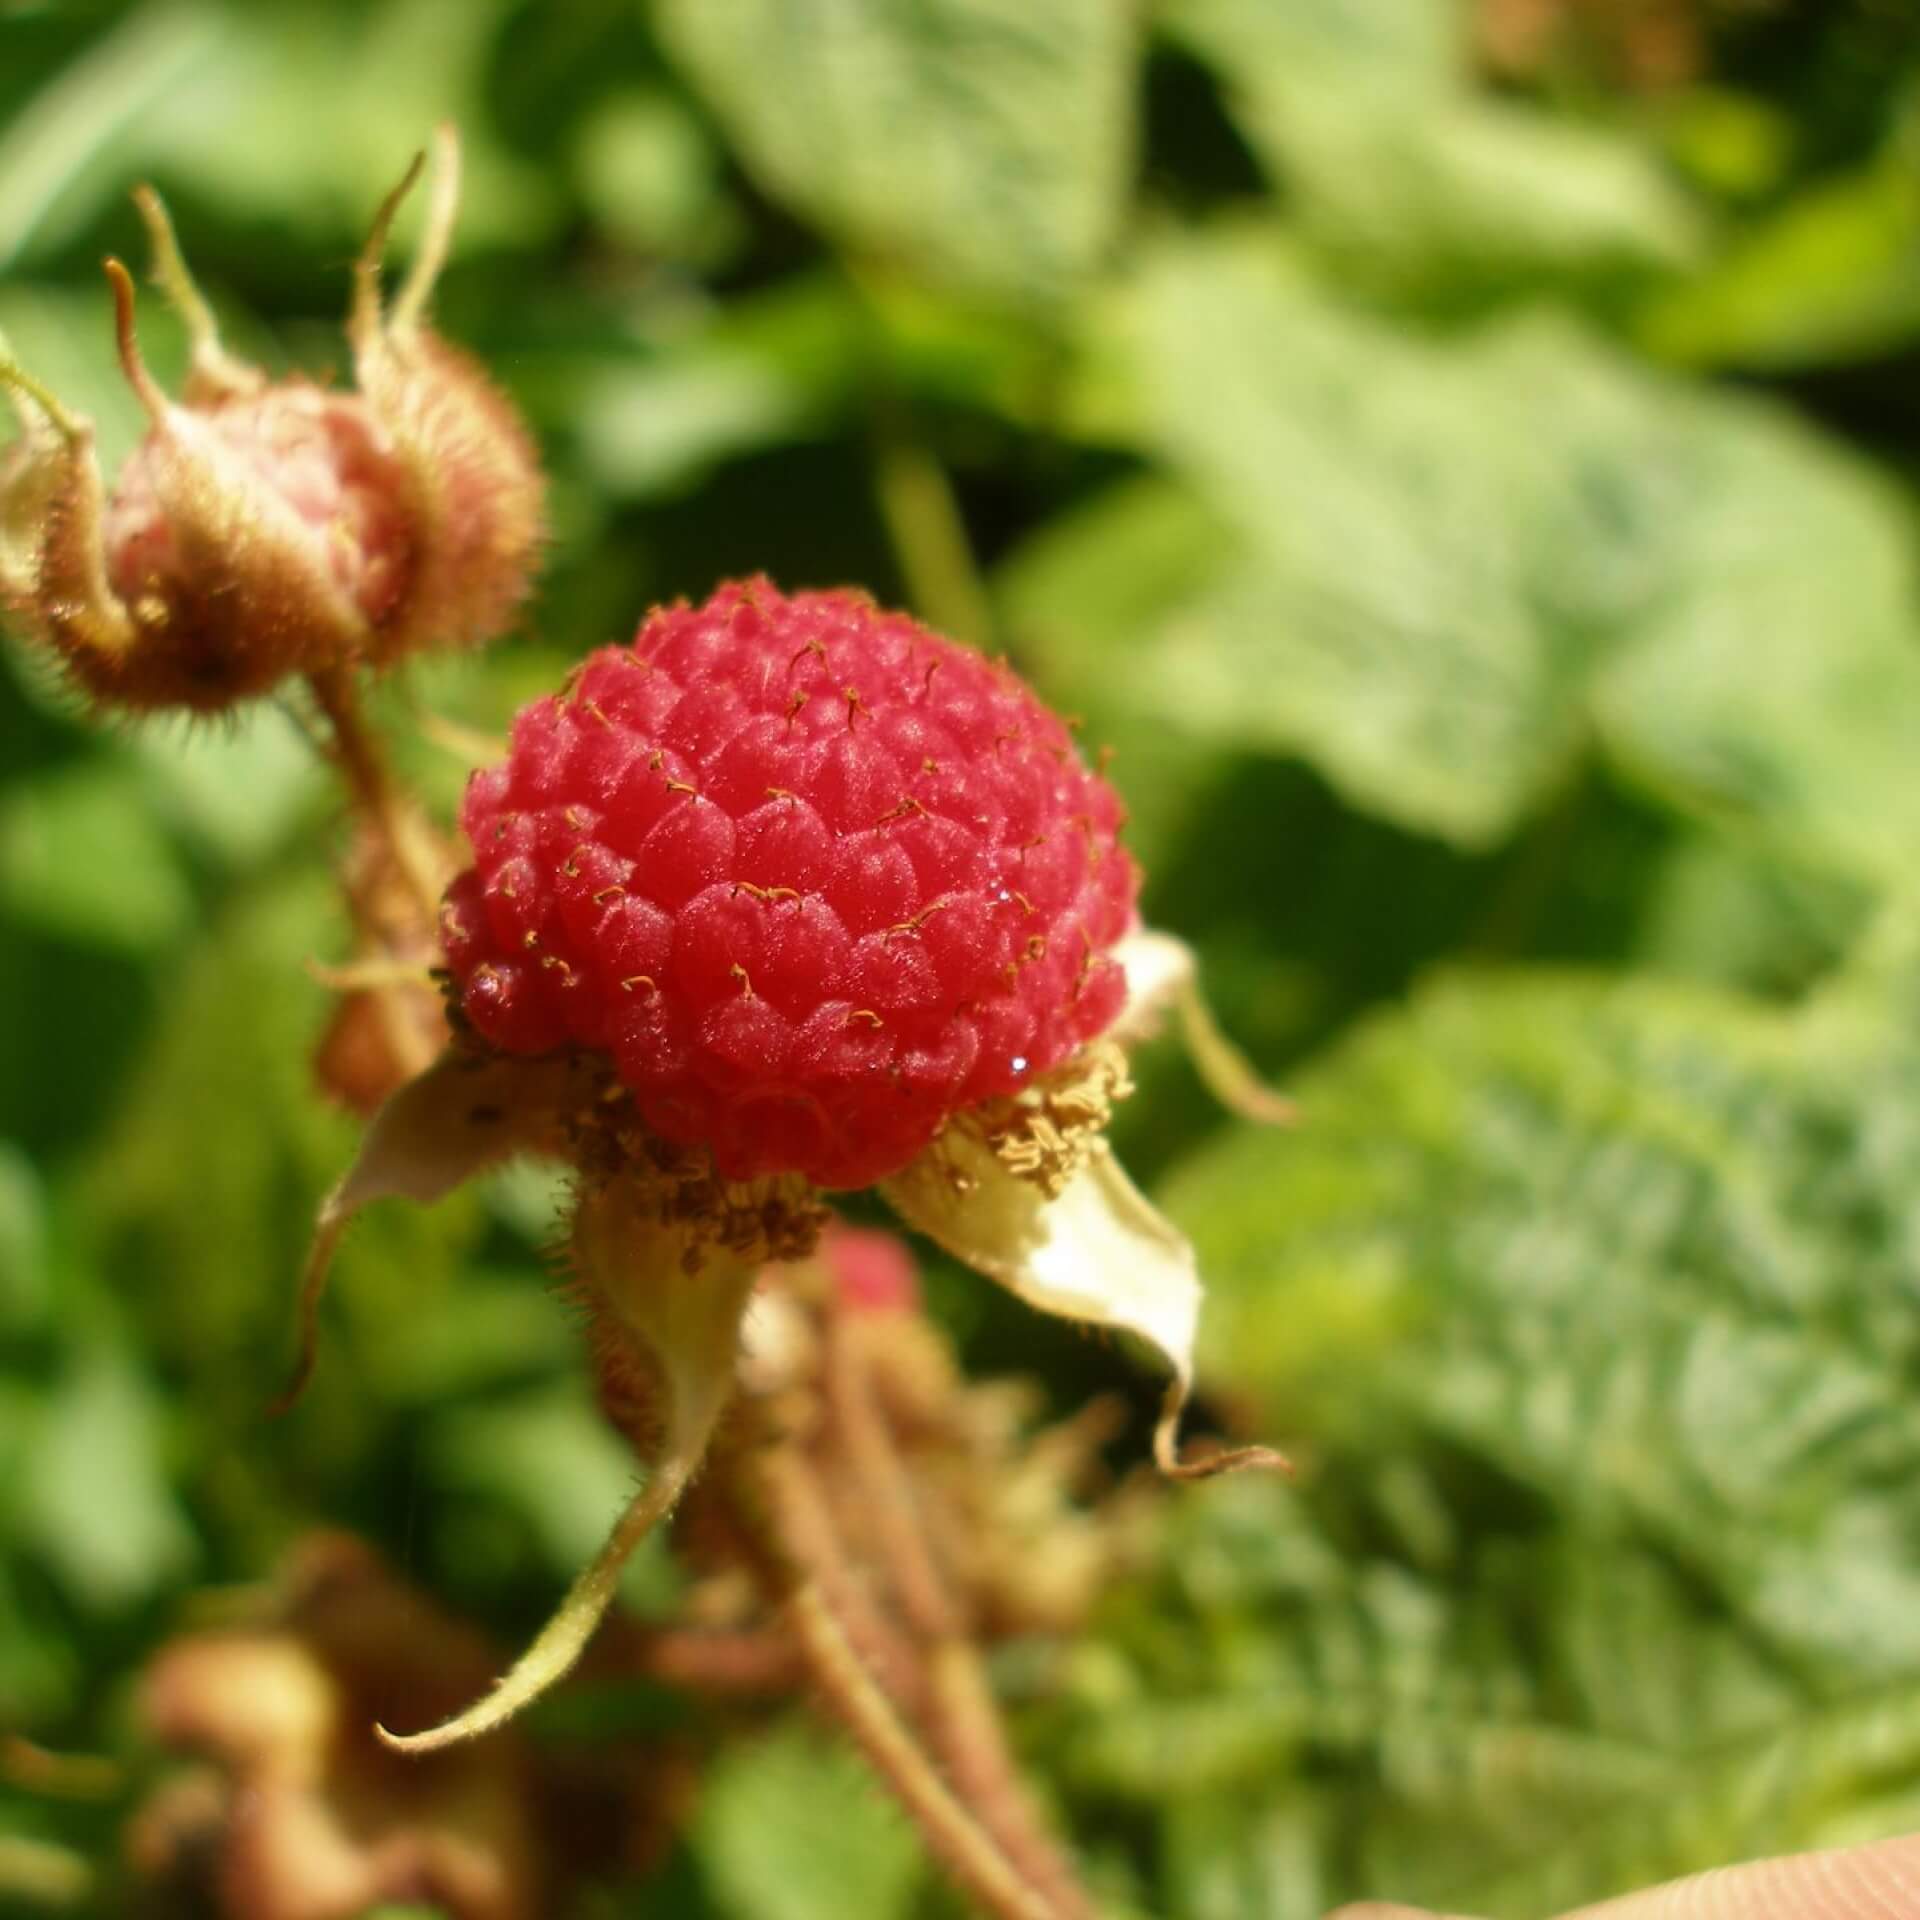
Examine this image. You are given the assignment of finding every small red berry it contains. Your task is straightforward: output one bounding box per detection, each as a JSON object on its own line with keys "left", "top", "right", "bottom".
{"left": 824, "top": 1224, "right": 922, "bottom": 1315}
{"left": 443, "top": 578, "right": 1137, "bottom": 1188}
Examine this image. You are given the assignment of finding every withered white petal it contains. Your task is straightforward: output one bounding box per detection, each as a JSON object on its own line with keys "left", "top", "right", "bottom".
{"left": 1107, "top": 927, "right": 1193, "bottom": 1045}
{"left": 881, "top": 1130, "right": 1286, "bottom": 1477}
{"left": 1111, "top": 928, "right": 1297, "bottom": 1127}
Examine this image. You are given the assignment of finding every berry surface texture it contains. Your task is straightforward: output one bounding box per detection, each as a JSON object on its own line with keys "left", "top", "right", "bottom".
{"left": 443, "top": 578, "right": 1137, "bottom": 1187}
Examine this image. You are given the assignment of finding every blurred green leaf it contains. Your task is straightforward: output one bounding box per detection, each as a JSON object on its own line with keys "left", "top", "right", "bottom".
{"left": 427, "top": 1380, "right": 657, "bottom": 1583}
{"left": 0, "top": 285, "right": 158, "bottom": 477}
{"left": 0, "top": 757, "right": 194, "bottom": 952}
{"left": 15, "top": 1348, "right": 194, "bottom": 1610}
{"left": 1633, "top": 835, "right": 1864, "bottom": 995}
{"left": 1656, "top": 89, "right": 1796, "bottom": 203}
{"left": 1166, "top": 0, "right": 1456, "bottom": 95}
{"left": 0, "top": 1, "right": 222, "bottom": 269}
{"left": 998, "top": 473, "right": 1234, "bottom": 870}
{"left": 1164, "top": 0, "right": 1699, "bottom": 300}
{"left": 367, "top": 1272, "right": 575, "bottom": 1405}
{"left": 1070, "top": 1449, "right": 1920, "bottom": 1911}
{"left": 1172, "top": 943, "right": 1920, "bottom": 1683}
{"left": 479, "top": 1159, "right": 572, "bottom": 1248}
{"left": 129, "top": 705, "right": 320, "bottom": 867}
{"left": 571, "top": 84, "right": 746, "bottom": 269}
{"left": 695, "top": 1725, "right": 924, "bottom": 1920}
{"left": 570, "top": 274, "right": 865, "bottom": 499}
{"left": 0, "top": 1143, "right": 48, "bottom": 1333}
{"left": 77, "top": 870, "right": 381, "bottom": 1385}
{"left": 0, "top": 1563, "right": 79, "bottom": 1724}
{"left": 653, "top": 0, "right": 1139, "bottom": 307}
{"left": 1161, "top": 1791, "right": 1329, "bottom": 1920}
{"left": 127, "top": 0, "right": 553, "bottom": 248}
{"left": 1645, "top": 157, "right": 1920, "bottom": 370}
{"left": 1089, "top": 228, "right": 1920, "bottom": 873}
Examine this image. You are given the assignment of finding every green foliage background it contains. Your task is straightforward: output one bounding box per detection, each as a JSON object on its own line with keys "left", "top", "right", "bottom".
{"left": 6, "top": 0, "right": 1920, "bottom": 1913}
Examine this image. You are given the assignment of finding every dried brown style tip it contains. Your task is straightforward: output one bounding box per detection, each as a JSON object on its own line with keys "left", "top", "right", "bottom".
{"left": 0, "top": 125, "right": 544, "bottom": 715}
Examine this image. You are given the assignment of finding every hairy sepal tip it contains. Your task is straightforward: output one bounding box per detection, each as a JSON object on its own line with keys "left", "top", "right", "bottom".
{"left": 277, "top": 1049, "right": 602, "bottom": 1414}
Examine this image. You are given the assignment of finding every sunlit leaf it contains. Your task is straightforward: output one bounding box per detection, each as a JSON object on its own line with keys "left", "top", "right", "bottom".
{"left": 129, "top": 0, "right": 552, "bottom": 248}
{"left": 1095, "top": 227, "right": 1920, "bottom": 872}
{"left": 654, "top": 0, "right": 1139, "bottom": 306}
{"left": 0, "top": 1, "right": 222, "bottom": 270}
{"left": 570, "top": 84, "right": 745, "bottom": 269}
{"left": 1164, "top": 0, "right": 1699, "bottom": 300}
{"left": 129, "top": 704, "right": 320, "bottom": 867}
{"left": 570, "top": 275, "right": 864, "bottom": 499}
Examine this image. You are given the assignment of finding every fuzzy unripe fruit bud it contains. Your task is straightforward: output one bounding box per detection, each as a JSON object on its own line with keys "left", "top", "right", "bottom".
{"left": 0, "top": 128, "right": 542, "bottom": 714}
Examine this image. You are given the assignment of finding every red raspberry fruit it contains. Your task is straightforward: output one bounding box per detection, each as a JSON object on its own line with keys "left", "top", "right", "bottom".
{"left": 442, "top": 578, "right": 1137, "bottom": 1189}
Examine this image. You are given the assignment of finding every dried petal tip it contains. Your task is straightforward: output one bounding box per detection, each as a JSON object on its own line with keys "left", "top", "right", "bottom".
{"left": 348, "top": 125, "right": 545, "bottom": 666}
{"left": 883, "top": 1058, "right": 1291, "bottom": 1484}
{"left": 276, "top": 1049, "right": 605, "bottom": 1413}
{"left": 377, "top": 1455, "right": 695, "bottom": 1754}
{"left": 1111, "top": 929, "right": 1296, "bottom": 1127}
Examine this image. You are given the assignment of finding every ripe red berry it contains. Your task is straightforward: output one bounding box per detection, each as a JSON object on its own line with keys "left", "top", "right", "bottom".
{"left": 442, "top": 578, "right": 1137, "bottom": 1188}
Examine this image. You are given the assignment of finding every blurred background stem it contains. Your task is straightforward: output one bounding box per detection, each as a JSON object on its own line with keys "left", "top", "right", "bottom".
{"left": 869, "top": 406, "right": 993, "bottom": 652}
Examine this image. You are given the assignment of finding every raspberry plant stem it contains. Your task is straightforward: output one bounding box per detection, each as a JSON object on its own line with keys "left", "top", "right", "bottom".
{"left": 826, "top": 1320, "right": 1100, "bottom": 1920}
{"left": 755, "top": 1430, "right": 926, "bottom": 1715}
{"left": 304, "top": 665, "right": 445, "bottom": 927}
{"left": 826, "top": 1318, "right": 965, "bottom": 1641}
{"left": 786, "top": 1579, "right": 1060, "bottom": 1920}
{"left": 871, "top": 418, "right": 993, "bottom": 652}
{"left": 749, "top": 1440, "right": 1067, "bottom": 1920}
{"left": 927, "top": 1640, "right": 1100, "bottom": 1920}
